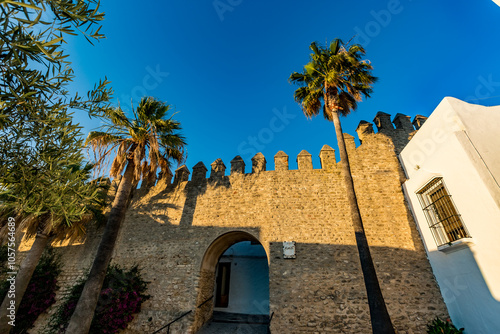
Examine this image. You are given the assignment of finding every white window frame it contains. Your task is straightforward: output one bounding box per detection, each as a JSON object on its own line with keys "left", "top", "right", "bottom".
{"left": 416, "top": 177, "right": 470, "bottom": 247}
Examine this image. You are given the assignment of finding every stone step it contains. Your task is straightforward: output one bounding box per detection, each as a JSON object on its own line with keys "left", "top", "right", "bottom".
{"left": 196, "top": 312, "right": 270, "bottom": 334}
{"left": 197, "top": 321, "right": 268, "bottom": 334}
{"left": 212, "top": 311, "right": 270, "bottom": 324}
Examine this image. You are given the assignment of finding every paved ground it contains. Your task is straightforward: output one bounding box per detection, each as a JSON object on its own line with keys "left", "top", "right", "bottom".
{"left": 196, "top": 322, "right": 268, "bottom": 334}
{"left": 196, "top": 312, "right": 269, "bottom": 334}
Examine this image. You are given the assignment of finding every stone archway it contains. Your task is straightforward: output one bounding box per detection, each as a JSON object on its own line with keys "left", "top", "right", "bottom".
{"left": 193, "top": 231, "right": 268, "bottom": 332}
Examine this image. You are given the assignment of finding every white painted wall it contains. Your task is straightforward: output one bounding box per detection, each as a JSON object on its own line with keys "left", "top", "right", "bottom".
{"left": 214, "top": 241, "right": 269, "bottom": 315}
{"left": 400, "top": 97, "right": 500, "bottom": 333}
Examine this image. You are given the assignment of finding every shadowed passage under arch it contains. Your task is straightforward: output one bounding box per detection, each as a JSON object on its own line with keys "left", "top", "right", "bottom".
{"left": 194, "top": 231, "right": 270, "bottom": 332}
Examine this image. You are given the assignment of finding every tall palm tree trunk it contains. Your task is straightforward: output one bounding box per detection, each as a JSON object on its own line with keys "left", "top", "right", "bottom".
{"left": 0, "top": 233, "right": 50, "bottom": 333}
{"left": 331, "top": 110, "right": 395, "bottom": 334}
{"left": 67, "top": 159, "right": 135, "bottom": 334}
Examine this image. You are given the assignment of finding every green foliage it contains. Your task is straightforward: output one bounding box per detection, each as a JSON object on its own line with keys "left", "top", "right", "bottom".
{"left": 0, "top": 248, "right": 61, "bottom": 334}
{"left": 0, "top": 129, "right": 110, "bottom": 241}
{"left": 289, "top": 39, "right": 377, "bottom": 120}
{"left": 427, "top": 318, "right": 464, "bottom": 334}
{"left": 0, "top": 0, "right": 113, "bottom": 241}
{"left": 0, "top": 0, "right": 112, "bottom": 129}
{"left": 48, "top": 265, "right": 149, "bottom": 334}
{"left": 86, "top": 96, "right": 187, "bottom": 183}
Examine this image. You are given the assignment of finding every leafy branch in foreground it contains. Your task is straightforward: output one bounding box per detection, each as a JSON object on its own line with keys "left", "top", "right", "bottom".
{"left": 0, "top": 1, "right": 114, "bottom": 331}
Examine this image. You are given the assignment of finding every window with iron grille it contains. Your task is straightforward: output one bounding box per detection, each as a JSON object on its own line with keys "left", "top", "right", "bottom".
{"left": 417, "top": 177, "right": 470, "bottom": 247}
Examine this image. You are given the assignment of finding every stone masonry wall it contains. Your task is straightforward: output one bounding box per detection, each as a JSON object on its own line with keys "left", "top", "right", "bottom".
{"left": 27, "top": 113, "right": 448, "bottom": 334}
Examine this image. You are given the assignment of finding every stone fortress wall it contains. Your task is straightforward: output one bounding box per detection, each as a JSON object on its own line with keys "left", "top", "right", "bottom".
{"left": 30, "top": 112, "right": 449, "bottom": 334}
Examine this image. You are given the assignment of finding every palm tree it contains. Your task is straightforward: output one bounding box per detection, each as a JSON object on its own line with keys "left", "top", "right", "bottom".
{"left": 289, "top": 39, "right": 395, "bottom": 334}
{"left": 67, "top": 97, "right": 187, "bottom": 334}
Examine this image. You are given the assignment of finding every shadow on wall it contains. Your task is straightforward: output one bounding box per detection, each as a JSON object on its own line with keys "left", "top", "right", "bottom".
{"left": 195, "top": 239, "right": 450, "bottom": 333}
{"left": 31, "top": 219, "right": 451, "bottom": 334}
{"left": 26, "top": 113, "right": 451, "bottom": 333}
{"left": 428, "top": 246, "right": 500, "bottom": 333}
{"left": 179, "top": 173, "right": 231, "bottom": 227}
{"left": 133, "top": 159, "right": 234, "bottom": 227}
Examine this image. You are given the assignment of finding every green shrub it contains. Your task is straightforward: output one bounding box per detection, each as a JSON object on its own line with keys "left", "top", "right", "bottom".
{"left": 427, "top": 317, "right": 464, "bottom": 334}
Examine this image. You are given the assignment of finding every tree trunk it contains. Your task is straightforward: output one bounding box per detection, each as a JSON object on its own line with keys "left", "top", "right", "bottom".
{"left": 66, "top": 159, "right": 135, "bottom": 334}
{"left": 331, "top": 110, "right": 395, "bottom": 334}
{"left": 0, "top": 233, "right": 50, "bottom": 333}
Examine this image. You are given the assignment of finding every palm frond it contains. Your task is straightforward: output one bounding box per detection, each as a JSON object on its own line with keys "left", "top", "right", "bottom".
{"left": 309, "top": 41, "right": 320, "bottom": 56}
{"left": 289, "top": 38, "right": 377, "bottom": 121}
{"left": 288, "top": 72, "right": 306, "bottom": 84}
{"left": 84, "top": 131, "right": 122, "bottom": 148}
{"left": 86, "top": 96, "right": 186, "bottom": 185}
{"left": 132, "top": 141, "right": 145, "bottom": 178}
{"left": 109, "top": 150, "right": 127, "bottom": 178}
{"left": 330, "top": 39, "right": 341, "bottom": 54}
{"left": 106, "top": 107, "right": 131, "bottom": 128}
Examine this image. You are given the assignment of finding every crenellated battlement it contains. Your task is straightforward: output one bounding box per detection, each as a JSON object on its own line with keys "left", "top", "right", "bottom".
{"left": 359, "top": 112, "right": 427, "bottom": 134}
{"left": 151, "top": 112, "right": 426, "bottom": 188}
{"left": 356, "top": 112, "right": 427, "bottom": 153}
{"left": 43, "top": 110, "right": 448, "bottom": 334}
{"left": 169, "top": 147, "right": 337, "bottom": 186}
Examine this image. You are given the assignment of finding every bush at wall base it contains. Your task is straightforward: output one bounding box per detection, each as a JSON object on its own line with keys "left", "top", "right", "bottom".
{"left": 47, "top": 265, "right": 149, "bottom": 334}
{"left": 427, "top": 317, "right": 464, "bottom": 334}
{"left": 0, "top": 247, "right": 60, "bottom": 334}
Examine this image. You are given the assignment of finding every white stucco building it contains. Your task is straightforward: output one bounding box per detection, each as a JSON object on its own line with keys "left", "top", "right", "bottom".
{"left": 400, "top": 97, "right": 500, "bottom": 333}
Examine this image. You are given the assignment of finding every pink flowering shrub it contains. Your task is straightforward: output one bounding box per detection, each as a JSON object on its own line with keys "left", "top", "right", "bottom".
{"left": 48, "top": 265, "right": 149, "bottom": 334}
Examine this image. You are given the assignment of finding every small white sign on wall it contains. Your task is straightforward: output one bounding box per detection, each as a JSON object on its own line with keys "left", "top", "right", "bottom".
{"left": 283, "top": 241, "right": 296, "bottom": 259}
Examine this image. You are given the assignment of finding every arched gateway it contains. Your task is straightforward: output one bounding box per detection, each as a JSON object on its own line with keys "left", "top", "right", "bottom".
{"left": 29, "top": 122, "right": 452, "bottom": 333}
{"left": 193, "top": 231, "right": 269, "bottom": 332}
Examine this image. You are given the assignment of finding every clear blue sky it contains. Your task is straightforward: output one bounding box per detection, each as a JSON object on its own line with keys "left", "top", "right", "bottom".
{"left": 69, "top": 0, "right": 500, "bottom": 173}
